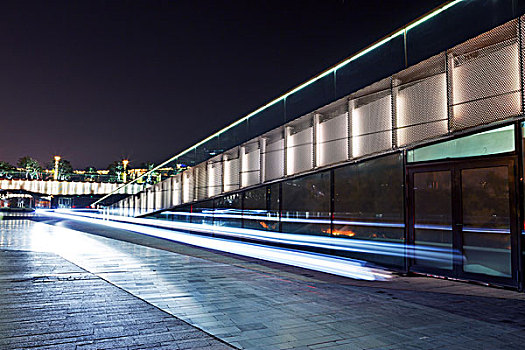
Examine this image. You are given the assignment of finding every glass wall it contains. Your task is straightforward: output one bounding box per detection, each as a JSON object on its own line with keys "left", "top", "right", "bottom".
{"left": 166, "top": 204, "right": 192, "bottom": 223}
{"left": 191, "top": 200, "right": 214, "bottom": 225}
{"left": 213, "top": 193, "right": 242, "bottom": 228}
{"left": 281, "top": 172, "right": 331, "bottom": 235}
{"left": 243, "top": 184, "right": 280, "bottom": 232}
{"left": 333, "top": 153, "right": 405, "bottom": 267}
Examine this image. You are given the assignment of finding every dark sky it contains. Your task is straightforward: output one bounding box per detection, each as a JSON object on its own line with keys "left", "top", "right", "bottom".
{"left": 0, "top": 0, "right": 446, "bottom": 169}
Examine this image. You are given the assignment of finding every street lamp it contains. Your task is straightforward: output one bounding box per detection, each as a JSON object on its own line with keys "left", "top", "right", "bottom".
{"left": 54, "top": 156, "right": 61, "bottom": 181}
{"left": 122, "top": 159, "right": 129, "bottom": 183}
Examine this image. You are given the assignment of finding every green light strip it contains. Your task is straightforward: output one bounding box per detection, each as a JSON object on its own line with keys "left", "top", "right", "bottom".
{"left": 93, "top": 0, "right": 463, "bottom": 206}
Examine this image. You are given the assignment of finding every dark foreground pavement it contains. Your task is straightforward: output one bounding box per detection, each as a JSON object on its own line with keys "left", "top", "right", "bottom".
{"left": 0, "top": 249, "right": 232, "bottom": 350}
{"left": 1, "top": 216, "right": 525, "bottom": 349}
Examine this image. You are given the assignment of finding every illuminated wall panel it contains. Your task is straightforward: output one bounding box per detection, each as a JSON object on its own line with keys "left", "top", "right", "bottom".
{"left": 286, "top": 116, "right": 313, "bottom": 175}
{"left": 450, "top": 20, "right": 521, "bottom": 130}
{"left": 351, "top": 84, "right": 392, "bottom": 158}
{"left": 263, "top": 129, "right": 285, "bottom": 181}
{"left": 240, "top": 142, "right": 260, "bottom": 187}
{"left": 154, "top": 182, "right": 162, "bottom": 210}
{"left": 207, "top": 159, "right": 223, "bottom": 197}
{"left": 395, "top": 54, "right": 448, "bottom": 146}
{"left": 195, "top": 165, "right": 207, "bottom": 201}
{"left": 182, "top": 169, "right": 194, "bottom": 203}
{"left": 223, "top": 150, "right": 240, "bottom": 192}
{"left": 172, "top": 175, "right": 182, "bottom": 206}
{"left": 317, "top": 100, "right": 349, "bottom": 166}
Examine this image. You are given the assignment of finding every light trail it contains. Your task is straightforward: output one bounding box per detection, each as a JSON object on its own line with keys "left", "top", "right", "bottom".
{"left": 38, "top": 209, "right": 394, "bottom": 281}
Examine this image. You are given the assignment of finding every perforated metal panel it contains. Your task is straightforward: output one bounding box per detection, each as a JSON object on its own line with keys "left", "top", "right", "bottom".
{"left": 195, "top": 165, "right": 207, "bottom": 200}
{"left": 263, "top": 129, "right": 285, "bottom": 181}
{"left": 394, "top": 54, "right": 448, "bottom": 146}
{"left": 207, "top": 160, "right": 223, "bottom": 197}
{"left": 223, "top": 149, "right": 240, "bottom": 192}
{"left": 182, "top": 169, "right": 194, "bottom": 203}
{"left": 351, "top": 83, "right": 392, "bottom": 158}
{"left": 135, "top": 194, "right": 140, "bottom": 216}
{"left": 147, "top": 188, "right": 154, "bottom": 212}
{"left": 450, "top": 19, "right": 521, "bottom": 130}
{"left": 172, "top": 175, "right": 182, "bottom": 206}
{"left": 317, "top": 101, "right": 349, "bottom": 167}
{"left": 154, "top": 182, "right": 162, "bottom": 210}
{"left": 241, "top": 141, "right": 260, "bottom": 187}
{"left": 287, "top": 116, "right": 313, "bottom": 175}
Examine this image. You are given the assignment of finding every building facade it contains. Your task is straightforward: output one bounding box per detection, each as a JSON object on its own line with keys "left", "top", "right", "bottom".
{"left": 103, "top": 1, "right": 525, "bottom": 289}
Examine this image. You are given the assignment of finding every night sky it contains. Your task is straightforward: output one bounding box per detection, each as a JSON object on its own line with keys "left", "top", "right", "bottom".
{"left": 0, "top": 0, "right": 446, "bottom": 169}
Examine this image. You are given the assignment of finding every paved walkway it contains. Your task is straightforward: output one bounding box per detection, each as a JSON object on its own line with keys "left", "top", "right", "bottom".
{"left": 1, "top": 217, "right": 525, "bottom": 349}
{"left": 0, "top": 249, "right": 232, "bottom": 350}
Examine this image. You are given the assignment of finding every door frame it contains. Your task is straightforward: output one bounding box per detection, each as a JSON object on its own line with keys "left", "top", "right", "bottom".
{"left": 406, "top": 154, "right": 519, "bottom": 287}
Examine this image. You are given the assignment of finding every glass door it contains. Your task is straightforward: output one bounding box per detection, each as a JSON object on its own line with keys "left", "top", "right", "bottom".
{"left": 408, "top": 157, "right": 518, "bottom": 286}
{"left": 459, "top": 164, "right": 515, "bottom": 281}
{"left": 411, "top": 168, "right": 454, "bottom": 272}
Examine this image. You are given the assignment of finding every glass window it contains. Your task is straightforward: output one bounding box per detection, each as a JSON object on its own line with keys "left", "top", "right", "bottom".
{"left": 156, "top": 204, "right": 192, "bottom": 223}
{"left": 281, "top": 172, "right": 331, "bottom": 235}
{"left": 243, "top": 185, "right": 279, "bottom": 231}
{"left": 213, "top": 194, "right": 242, "bottom": 228}
{"left": 333, "top": 153, "right": 404, "bottom": 267}
{"left": 407, "top": 124, "right": 515, "bottom": 163}
{"left": 191, "top": 200, "right": 214, "bottom": 225}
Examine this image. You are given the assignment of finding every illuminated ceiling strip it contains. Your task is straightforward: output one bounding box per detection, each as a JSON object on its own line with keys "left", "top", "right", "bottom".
{"left": 93, "top": 0, "right": 463, "bottom": 206}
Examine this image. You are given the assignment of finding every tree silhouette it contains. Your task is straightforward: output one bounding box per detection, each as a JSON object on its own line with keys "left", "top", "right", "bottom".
{"left": 107, "top": 161, "right": 124, "bottom": 182}
{"left": 56, "top": 158, "right": 74, "bottom": 180}
{"left": 17, "top": 156, "right": 42, "bottom": 180}
{"left": 84, "top": 166, "right": 98, "bottom": 181}
{"left": 0, "top": 161, "right": 16, "bottom": 179}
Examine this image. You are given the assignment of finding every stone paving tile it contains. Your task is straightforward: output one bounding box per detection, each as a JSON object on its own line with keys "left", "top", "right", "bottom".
{"left": 0, "top": 249, "right": 233, "bottom": 350}
{"left": 2, "top": 218, "right": 525, "bottom": 349}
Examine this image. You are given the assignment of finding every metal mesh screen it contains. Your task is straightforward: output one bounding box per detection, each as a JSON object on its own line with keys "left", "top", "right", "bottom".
{"left": 195, "top": 165, "right": 207, "bottom": 200}
{"left": 182, "top": 169, "right": 194, "bottom": 203}
{"left": 263, "top": 129, "right": 285, "bottom": 181}
{"left": 135, "top": 194, "right": 141, "bottom": 216}
{"left": 158, "top": 184, "right": 165, "bottom": 210}
{"left": 172, "top": 175, "right": 182, "bottom": 206}
{"left": 394, "top": 53, "right": 448, "bottom": 146}
{"left": 207, "top": 159, "right": 223, "bottom": 197}
{"left": 241, "top": 141, "right": 260, "bottom": 187}
{"left": 146, "top": 188, "right": 154, "bottom": 213}
{"left": 450, "top": 19, "right": 521, "bottom": 130}
{"left": 223, "top": 149, "right": 240, "bottom": 192}
{"left": 351, "top": 80, "right": 392, "bottom": 158}
{"left": 317, "top": 99, "right": 349, "bottom": 166}
{"left": 287, "top": 116, "right": 313, "bottom": 175}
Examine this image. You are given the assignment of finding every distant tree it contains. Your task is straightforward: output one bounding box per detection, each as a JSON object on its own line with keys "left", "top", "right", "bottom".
{"left": 140, "top": 162, "right": 159, "bottom": 185}
{"left": 107, "top": 161, "right": 124, "bottom": 182}
{"left": 57, "top": 159, "right": 74, "bottom": 180}
{"left": 0, "top": 161, "right": 16, "bottom": 179}
{"left": 0, "top": 161, "right": 15, "bottom": 172}
{"left": 84, "top": 166, "right": 98, "bottom": 181}
{"left": 17, "top": 156, "right": 42, "bottom": 180}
